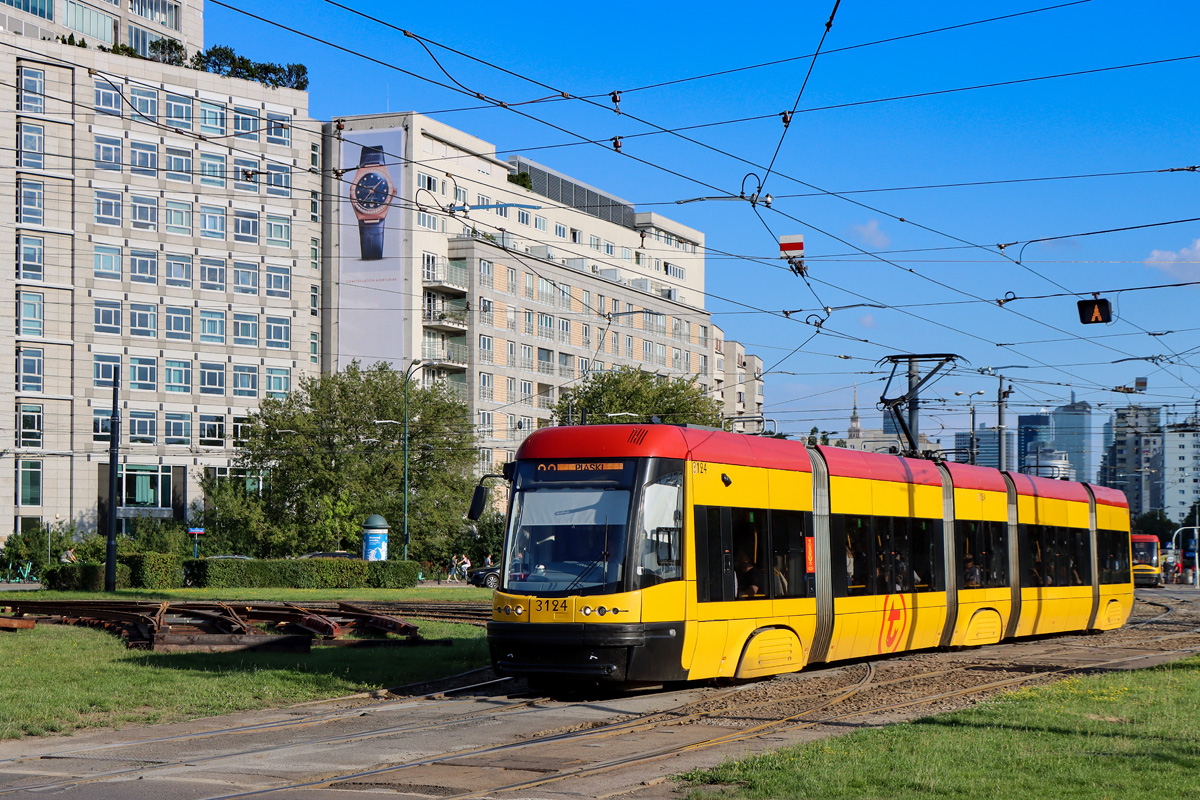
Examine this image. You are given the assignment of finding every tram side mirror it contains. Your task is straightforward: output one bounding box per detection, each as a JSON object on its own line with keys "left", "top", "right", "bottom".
{"left": 467, "top": 484, "right": 490, "bottom": 521}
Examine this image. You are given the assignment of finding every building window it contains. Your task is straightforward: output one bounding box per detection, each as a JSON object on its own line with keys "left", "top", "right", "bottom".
{"left": 129, "top": 0, "right": 180, "bottom": 29}
{"left": 18, "top": 179, "right": 44, "bottom": 226}
{"left": 129, "top": 356, "right": 156, "bottom": 391}
{"left": 310, "top": 191, "right": 319, "bottom": 222}
{"left": 266, "top": 316, "right": 290, "bottom": 349}
{"left": 165, "top": 412, "right": 190, "bottom": 445}
{"left": 163, "top": 200, "right": 191, "bottom": 236}
{"left": 164, "top": 359, "right": 190, "bottom": 393}
{"left": 265, "top": 215, "right": 291, "bottom": 248}
{"left": 94, "top": 135, "right": 122, "bottom": 171}
{"left": 128, "top": 85, "right": 157, "bottom": 122}
{"left": 129, "top": 249, "right": 157, "bottom": 283}
{"left": 310, "top": 238, "right": 320, "bottom": 271}
{"left": 234, "top": 263, "right": 259, "bottom": 295}
{"left": 130, "top": 140, "right": 156, "bottom": 176}
{"left": 164, "top": 254, "right": 191, "bottom": 288}
{"left": 130, "top": 195, "right": 157, "bottom": 231}
{"left": 232, "top": 365, "right": 258, "bottom": 397}
{"left": 199, "top": 101, "right": 225, "bottom": 136}
{"left": 93, "top": 244, "right": 122, "bottom": 280}
{"left": 18, "top": 122, "right": 44, "bottom": 170}
{"left": 17, "top": 292, "right": 43, "bottom": 337}
{"left": 93, "top": 409, "right": 112, "bottom": 442}
{"left": 93, "top": 76, "right": 120, "bottom": 115}
{"left": 310, "top": 285, "right": 319, "bottom": 316}
{"left": 94, "top": 300, "right": 121, "bottom": 335}
{"left": 310, "top": 332, "right": 319, "bottom": 363}
{"left": 199, "top": 152, "right": 225, "bottom": 186}
{"left": 233, "top": 313, "right": 258, "bottom": 346}
{"left": 233, "top": 157, "right": 258, "bottom": 192}
{"left": 18, "top": 235, "right": 44, "bottom": 281}
{"left": 18, "top": 460, "right": 41, "bottom": 507}
{"left": 199, "top": 310, "right": 225, "bottom": 343}
{"left": 129, "top": 303, "right": 156, "bottom": 337}
{"left": 266, "top": 112, "right": 291, "bottom": 145}
{"left": 164, "top": 147, "right": 191, "bottom": 181}
{"left": 199, "top": 363, "right": 224, "bottom": 395}
{"left": 234, "top": 107, "right": 259, "bottom": 140}
{"left": 266, "top": 164, "right": 291, "bottom": 197}
{"left": 417, "top": 211, "right": 438, "bottom": 230}
{"left": 18, "top": 67, "right": 45, "bottom": 114}
{"left": 95, "top": 190, "right": 122, "bottom": 226}
{"left": 18, "top": 348, "right": 43, "bottom": 393}
{"left": 94, "top": 353, "right": 120, "bottom": 387}
{"left": 265, "top": 265, "right": 291, "bottom": 298}
{"left": 266, "top": 367, "right": 290, "bottom": 398}
{"left": 164, "top": 306, "right": 190, "bottom": 340}
{"left": 232, "top": 210, "right": 259, "bottom": 243}
{"left": 200, "top": 206, "right": 225, "bottom": 239}
{"left": 163, "top": 92, "right": 191, "bottom": 129}
{"left": 198, "top": 414, "right": 225, "bottom": 445}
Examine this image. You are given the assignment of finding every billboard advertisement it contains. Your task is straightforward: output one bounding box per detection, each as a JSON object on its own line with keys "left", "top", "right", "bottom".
{"left": 337, "top": 130, "right": 407, "bottom": 369}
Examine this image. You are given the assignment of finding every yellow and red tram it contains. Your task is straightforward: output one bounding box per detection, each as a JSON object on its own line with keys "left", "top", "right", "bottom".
{"left": 485, "top": 425, "right": 1133, "bottom": 684}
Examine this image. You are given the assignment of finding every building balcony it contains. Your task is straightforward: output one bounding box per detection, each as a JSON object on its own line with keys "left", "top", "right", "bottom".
{"left": 537, "top": 394, "right": 555, "bottom": 410}
{"left": 422, "top": 306, "right": 468, "bottom": 331}
{"left": 421, "top": 342, "right": 469, "bottom": 368}
{"left": 479, "top": 385, "right": 494, "bottom": 401}
{"left": 537, "top": 361, "right": 554, "bottom": 376}
{"left": 558, "top": 365, "right": 575, "bottom": 379}
{"left": 478, "top": 310, "right": 494, "bottom": 326}
{"left": 421, "top": 260, "right": 470, "bottom": 293}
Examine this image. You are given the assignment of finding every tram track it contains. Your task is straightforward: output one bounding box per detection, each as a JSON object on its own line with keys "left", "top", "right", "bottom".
{"left": 3, "top": 597, "right": 1198, "bottom": 800}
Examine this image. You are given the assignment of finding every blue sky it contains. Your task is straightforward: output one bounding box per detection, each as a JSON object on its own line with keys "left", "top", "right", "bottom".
{"left": 207, "top": 0, "right": 1199, "bottom": 468}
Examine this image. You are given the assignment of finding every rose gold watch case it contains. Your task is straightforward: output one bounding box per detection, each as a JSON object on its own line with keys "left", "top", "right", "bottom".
{"left": 350, "top": 166, "right": 396, "bottom": 221}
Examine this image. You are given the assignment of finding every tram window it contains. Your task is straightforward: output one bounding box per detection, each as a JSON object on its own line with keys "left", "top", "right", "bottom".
{"left": 835, "top": 515, "right": 874, "bottom": 597}
{"left": 911, "top": 518, "right": 944, "bottom": 592}
{"left": 874, "top": 517, "right": 896, "bottom": 594}
{"left": 1021, "top": 525, "right": 1046, "bottom": 587}
{"left": 694, "top": 505, "right": 727, "bottom": 602}
{"left": 957, "top": 520, "right": 1007, "bottom": 589}
{"left": 634, "top": 464, "right": 684, "bottom": 590}
{"left": 769, "top": 509, "right": 810, "bottom": 598}
{"left": 1098, "top": 529, "right": 1131, "bottom": 584}
{"left": 731, "top": 508, "right": 768, "bottom": 599}
{"left": 1070, "top": 528, "right": 1091, "bottom": 586}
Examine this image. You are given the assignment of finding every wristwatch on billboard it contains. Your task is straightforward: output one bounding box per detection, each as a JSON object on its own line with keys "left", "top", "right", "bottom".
{"left": 349, "top": 145, "right": 395, "bottom": 260}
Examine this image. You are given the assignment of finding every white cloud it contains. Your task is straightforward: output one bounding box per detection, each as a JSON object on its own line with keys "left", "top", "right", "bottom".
{"left": 858, "top": 313, "right": 877, "bottom": 328}
{"left": 849, "top": 219, "right": 890, "bottom": 249}
{"left": 1146, "top": 238, "right": 1200, "bottom": 280}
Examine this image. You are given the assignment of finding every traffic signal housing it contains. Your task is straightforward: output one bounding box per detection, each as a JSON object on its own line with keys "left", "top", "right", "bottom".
{"left": 1077, "top": 298, "right": 1112, "bottom": 324}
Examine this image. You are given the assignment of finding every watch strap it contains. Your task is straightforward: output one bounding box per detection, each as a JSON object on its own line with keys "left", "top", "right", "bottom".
{"left": 360, "top": 221, "right": 384, "bottom": 260}
{"left": 359, "top": 145, "right": 386, "bottom": 168}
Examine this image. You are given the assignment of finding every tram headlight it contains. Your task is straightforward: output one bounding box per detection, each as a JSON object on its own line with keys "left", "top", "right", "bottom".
{"left": 515, "top": 605, "right": 524, "bottom": 616}
{"left": 597, "top": 607, "right": 608, "bottom": 616}
{"left": 503, "top": 605, "right": 513, "bottom": 615}
{"left": 581, "top": 606, "right": 592, "bottom": 616}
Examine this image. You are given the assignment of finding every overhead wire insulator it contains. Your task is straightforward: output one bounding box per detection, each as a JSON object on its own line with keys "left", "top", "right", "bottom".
{"left": 781, "top": 111, "right": 792, "bottom": 127}
{"left": 610, "top": 90, "right": 621, "bottom": 114}
{"left": 611, "top": 136, "right": 622, "bottom": 152}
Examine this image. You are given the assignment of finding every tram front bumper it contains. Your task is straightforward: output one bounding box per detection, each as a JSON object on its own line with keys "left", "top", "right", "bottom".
{"left": 487, "top": 621, "right": 686, "bottom": 683}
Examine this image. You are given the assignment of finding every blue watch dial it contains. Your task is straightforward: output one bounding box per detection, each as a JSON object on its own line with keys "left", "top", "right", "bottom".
{"left": 354, "top": 172, "right": 390, "bottom": 210}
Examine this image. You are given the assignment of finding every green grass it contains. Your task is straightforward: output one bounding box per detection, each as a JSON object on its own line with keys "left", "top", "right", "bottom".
{"left": 0, "top": 619, "right": 488, "bottom": 739}
{"left": 22, "top": 585, "right": 492, "bottom": 603}
{"left": 680, "top": 658, "right": 1200, "bottom": 800}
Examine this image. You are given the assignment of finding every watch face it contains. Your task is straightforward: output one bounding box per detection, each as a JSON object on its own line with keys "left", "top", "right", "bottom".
{"left": 353, "top": 172, "right": 390, "bottom": 211}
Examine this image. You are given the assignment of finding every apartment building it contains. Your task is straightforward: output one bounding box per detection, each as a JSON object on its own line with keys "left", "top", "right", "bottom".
{"left": 710, "top": 326, "right": 764, "bottom": 430}
{"left": 3, "top": 34, "right": 320, "bottom": 539}
{"left": 0, "top": 0, "right": 202, "bottom": 56}
{"left": 323, "top": 113, "right": 730, "bottom": 472}
{"left": 1099, "top": 405, "right": 1163, "bottom": 518}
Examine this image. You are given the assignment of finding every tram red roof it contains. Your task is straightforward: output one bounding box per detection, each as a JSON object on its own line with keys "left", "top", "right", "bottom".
{"left": 817, "top": 446, "right": 942, "bottom": 486}
{"left": 944, "top": 461, "right": 1008, "bottom": 492}
{"left": 517, "top": 425, "right": 812, "bottom": 472}
{"left": 1088, "top": 483, "right": 1130, "bottom": 509}
{"left": 1008, "top": 472, "right": 1090, "bottom": 503}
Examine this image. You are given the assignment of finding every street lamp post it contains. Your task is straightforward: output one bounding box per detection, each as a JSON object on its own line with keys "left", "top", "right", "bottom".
{"left": 955, "top": 390, "right": 985, "bottom": 465}
{"left": 375, "top": 358, "right": 422, "bottom": 562}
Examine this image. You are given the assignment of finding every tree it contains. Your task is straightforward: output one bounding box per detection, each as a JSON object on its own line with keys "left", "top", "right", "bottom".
{"left": 0, "top": 521, "right": 78, "bottom": 575}
{"left": 1133, "top": 509, "right": 1177, "bottom": 542}
{"left": 552, "top": 366, "right": 722, "bottom": 427}
{"left": 223, "top": 362, "right": 477, "bottom": 560}
{"left": 148, "top": 37, "right": 187, "bottom": 66}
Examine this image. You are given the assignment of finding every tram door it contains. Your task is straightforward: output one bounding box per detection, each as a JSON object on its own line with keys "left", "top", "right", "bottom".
{"left": 691, "top": 505, "right": 771, "bottom": 678}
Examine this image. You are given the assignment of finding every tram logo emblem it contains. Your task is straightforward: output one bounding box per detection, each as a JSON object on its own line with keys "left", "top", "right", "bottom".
{"left": 878, "top": 593, "right": 909, "bottom": 653}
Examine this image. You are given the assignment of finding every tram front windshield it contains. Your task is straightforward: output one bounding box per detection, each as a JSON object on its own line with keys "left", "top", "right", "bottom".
{"left": 1132, "top": 540, "right": 1159, "bottom": 567}
{"left": 504, "top": 460, "right": 637, "bottom": 596}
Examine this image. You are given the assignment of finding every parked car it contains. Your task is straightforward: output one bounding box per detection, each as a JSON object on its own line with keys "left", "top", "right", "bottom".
{"left": 207, "top": 554, "right": 253, "bottom": 560}
{"left": 468, "top": 564, "right": 501, "bottom": 589}
{"left": 300, "top": 551, "right": 358, "bottom": 559}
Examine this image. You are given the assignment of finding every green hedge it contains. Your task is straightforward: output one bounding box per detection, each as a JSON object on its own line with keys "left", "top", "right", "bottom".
{"left": 183, "top": 558, "right": 419, "bottom": 589}
{"left": 42, "top": 562, "right": 131, "bottom": 591}
{"left": 123, "top": 553, "right": 184, "bottom": 589}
